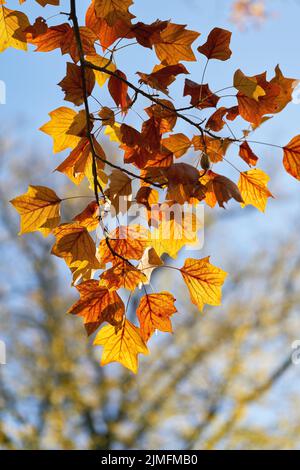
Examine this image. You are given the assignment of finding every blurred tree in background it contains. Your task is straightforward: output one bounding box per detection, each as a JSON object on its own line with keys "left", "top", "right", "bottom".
{"left": 1, "top": 136, "right": 300, "bottom": 450}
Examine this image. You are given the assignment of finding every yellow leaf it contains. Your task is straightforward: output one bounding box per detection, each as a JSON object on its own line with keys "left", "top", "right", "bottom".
{"left": 40, "top": 107, "right": 86, "bottom": 153}
{"left": 94, "top": 319, "right": 148, "bottom": 373}
{"left": 10, "top": 185, "right": 61, "bottom": 235}
{"left": 180, "top": 257, "right": 227, "bottom": 311}
{"left": 0, "top": 6, "right": 29, "bottom": 53}
{"left": 137, "top": 292, "right": 177, "bottom": 342}
{"left": 86, "top": 54, "right": 116, "bottom": 87}
{"left": 238, "top": 168, "right": 274, "bottom": 212}
{"left": 150, "top": 212, "right": 202, "bottom": 259}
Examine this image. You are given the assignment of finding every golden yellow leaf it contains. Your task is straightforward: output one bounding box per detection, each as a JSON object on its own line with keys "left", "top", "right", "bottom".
{"left": 40, "top": 107, "right": 86, "bottom": 153}
{"left": 150, "top": 212, "right": 202, "bottom": 259}
{"left": 86, "top": 53, "right": 116, "bottom": 87}
{"left": 94, "top": 319, "right": 148, "bottom": 373}
{"left": 0, "top": 6, "right": 29, "bottom": 53}
{"left": 238, "top": 168, "right": 273, "bottom": 212}
{"left": 180, "top": 257, "right": 227, "bottom": 311}
{"left": 136, "top": 292, "right": 177, "bottom": 342}
{"left": 10, "top": 185, "right": 61, "bottom": 236}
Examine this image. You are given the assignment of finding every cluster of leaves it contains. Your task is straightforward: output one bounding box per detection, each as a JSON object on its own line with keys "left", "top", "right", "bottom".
{"left": 4, "top": 0, "right": 300, "bottom": 372}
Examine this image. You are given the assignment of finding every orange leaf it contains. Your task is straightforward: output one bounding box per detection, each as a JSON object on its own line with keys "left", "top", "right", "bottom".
{"left": 10, "top": 185, "right": 61, "bottom": 236}
{"left": 108, "top": 69, "right": 131, "bottom": 112}
{"left": 203, "top": 171, "right": 244, "bottom": 208}
{"left": 162, "top": 133, "right": 191, "bottom": 158}
{"left": 73, "top": 201, "right": 100, "bottom": 232}
{"left": 94, "top": 0, "right": 134, "bottom": 26}
{"left": 68, "top": 280, "right": 124, "bottom": 335}
{"left": 154, "top": 23, "right": 200, "bottom": 65}
{"left": 94, "top": 319, "right": 148, "bottom": 373}
{"left": 98, "top": 225, "right": 149, "bottom": 263}
{"left": 283, "top": 135, "right": 300, "bottom": 180}
{"left": 100, "top": 260, "right": 146, "bottom": 291}
{"left": 137, "top": 63, "right": 189, "bottom": 94}
{"left": 51, "top": 222, "right": 101, "bottom": 272}
{"left": 238, "top": 169, "right": 274, "bottom": 212}
{"left": 137, "top": 292, "right": 177, "bottom": 342}
{"left": 239, "top": 141, "right": 258, "bottom": 167}
{"left": 192, "top": 135, "right": 230, "bottom": 163}
{"left": 205, "top": 107, "right": 228, "bottom": 132}
{"left": 55, "top": 136, "right": 106, "bottom": 185}
{"left": 180, "top": 257, "right": 227, "bottom": 311}
{"left": 131, "top": 19, "right": 169, "bottom": 48}
{"left": 198, "top": 27, "right": 232, "bottom": 61}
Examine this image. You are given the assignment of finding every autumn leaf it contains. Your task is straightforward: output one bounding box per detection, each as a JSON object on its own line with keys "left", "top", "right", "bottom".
{"left": 108, "top": 69, "right": 131, "bottom": 112}
{"left": 94, "top": 0, "right": 134, "bottom": 26}
{"left": 40, "top": 107, "right": 87, "bottom": 153}
{"left": 58, "top": 62, "right": 95, "bottom": 106}
{"left": 98, "top": 225, "right": 149, "bottom": 263}
{"left": 51, "top": 222, "right": 101, "bottom": 272}
{"left": 100, "top": 260, "right": 146, "bottom": 291}
{"left": 192, "top": 135, "right": 230, "bottom": 163}
{"left": 0, "top": 5, "right": 29, "bottom": 53}
{"left": 234, "top": 69, "right": 266, "bottom": 101}
{"left": 86, "top": 1, "right": 133, "bottom": 51}
{"left": 137, "top": 247, "right": 163, "bottom": 283}
{"left": 68, "top": 280, "right": 125, "bottom": 335}
{"left": 180, "top": 257, "right": 227, "bottom": 311}
{"left": 239, "top": 141, "right": 258, "bottom": 167}
{"left": 165, "top": 163, "right": 205, "bottom": 204}
{"left": 238, "top": 169, "right": 274, "bottom": 212}
{"left": 137, "top": 63, "right": 189, "bottom": 95}
{"left": 55, "top": 136, "right": 106, "bottom": 186}
{"left": 131, "top": 19, "right": 169, "bottom": 48}
{"left": 94, "top": 319, "right": 149, "bottom": 373}
{"left": 203, "top": 171, "right": 244, "bottom": 208}
{"left": 162, "top": 133, "right": 191, "bottom": 158}
{"left": 73, "top": 201, "right": 100, "bottom": 232}
{"left": 85, "top": 53, "right": 116, "bottom": 88}
{"left": 137, "top": 292, "right": 177, "bottom": 342}
{"left": 154, "top": 23, "right": 200, "bottom": 65}
{"left": 198, "top": 27, "right": 232, "bottom": 61}
{"left": 184, "top": 79, "right": 219, "bottom": 109}
{"left": 105, "top": 169, "right": 132, "bottom": 214}
{"left": 29, "top": 23, "right": 96, "bottom": 63}
{"left": 283, "top": 135, "right": 300, "bottom": 181}
{"left": 205, "top": 107, "right": 228, "bottom": 132}
{"left": 151, "top": 211, "right": 202, "bottom": 259}
{"left": 10, "top": 185, "right": 61, "bottom": 236}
